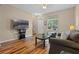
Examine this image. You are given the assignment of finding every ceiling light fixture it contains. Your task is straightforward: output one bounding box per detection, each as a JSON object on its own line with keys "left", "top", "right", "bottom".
{"left": 43, "top": 4, "right": 47, "bottom": 9}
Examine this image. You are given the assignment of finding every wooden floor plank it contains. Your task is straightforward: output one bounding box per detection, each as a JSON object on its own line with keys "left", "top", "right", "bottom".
{"left": 0, "top": 38, "right": 48, "bottom": 54}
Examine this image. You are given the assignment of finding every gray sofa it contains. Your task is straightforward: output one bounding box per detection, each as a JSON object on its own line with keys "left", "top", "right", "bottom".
{"left": 49, "top": 30, "right": 79, "bottom": 54}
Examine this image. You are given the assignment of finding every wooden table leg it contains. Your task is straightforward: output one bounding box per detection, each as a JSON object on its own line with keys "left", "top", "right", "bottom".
{"left": 43, "top": 39, "right": 45, "bottom": 48}
{"left": 35, "top": 37, "right": 37, "bottom": 46}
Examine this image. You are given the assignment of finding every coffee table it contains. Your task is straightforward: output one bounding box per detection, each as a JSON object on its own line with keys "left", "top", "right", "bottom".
{"left": 35, "top": 34, "right": 50, "bottom": 48}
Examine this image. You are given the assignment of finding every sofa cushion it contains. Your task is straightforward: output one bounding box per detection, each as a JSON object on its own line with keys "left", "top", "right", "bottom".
{"left": 61, "top": 32, "right": 70, "bottom": 40}
{"left": 69, "top": 31, "right": 79, "bottom": 43}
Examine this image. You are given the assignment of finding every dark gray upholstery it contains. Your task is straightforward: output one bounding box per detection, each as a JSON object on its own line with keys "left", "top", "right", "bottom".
{"left": 69, "top": 31, "right": 79, "bottom": 43}
{"left": 49, "top": 30, "right": 79, "bottom": 54}
{"left": 49, "top": 39, "right": 79, "bottom": 54}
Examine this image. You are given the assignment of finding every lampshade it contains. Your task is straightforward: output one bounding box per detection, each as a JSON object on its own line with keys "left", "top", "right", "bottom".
{"left": 70, "top": 25, "right": 75, "bottom": 30}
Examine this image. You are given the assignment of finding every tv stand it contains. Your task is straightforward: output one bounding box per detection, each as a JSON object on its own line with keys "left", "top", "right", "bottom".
{"left": 18, "top": 29, "right": 26, "bottom": 39}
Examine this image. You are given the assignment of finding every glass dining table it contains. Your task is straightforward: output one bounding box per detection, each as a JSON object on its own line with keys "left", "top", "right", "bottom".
{"left": 35, "top": 34, "right": 50, "bottom": 48}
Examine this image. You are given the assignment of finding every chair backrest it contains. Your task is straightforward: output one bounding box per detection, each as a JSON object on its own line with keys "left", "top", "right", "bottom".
{"left": 57, "top": 33, "right": 61, "bottom": 36}
{"left": 50, "top": 33, "right": 57, "bottom": 38}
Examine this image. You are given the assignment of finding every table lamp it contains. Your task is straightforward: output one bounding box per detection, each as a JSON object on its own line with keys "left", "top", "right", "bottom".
{"left": 70, "top": 25, "right": 75, "bottom": 30}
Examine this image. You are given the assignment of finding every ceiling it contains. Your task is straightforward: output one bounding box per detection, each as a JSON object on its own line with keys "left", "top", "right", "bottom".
{"left": 11, "top": 4, "right": 76, "bottom": 15}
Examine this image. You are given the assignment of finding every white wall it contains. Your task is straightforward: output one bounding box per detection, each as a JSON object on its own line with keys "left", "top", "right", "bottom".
{"left": 44, "top": 7, "right": 75, "bottom": 33}
{"left": 75, "top": 5, "right": 79, "bottom": 30}
{"left": 0, "top": 5, "right": 33, "bottom": 43}
{"left": 33, "top": 8, "right": 75, "bottom": 35}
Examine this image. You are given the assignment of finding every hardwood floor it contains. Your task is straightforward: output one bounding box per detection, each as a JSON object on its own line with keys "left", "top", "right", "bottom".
{"left": 0, "top": 37, "right": 48, "bottom": 54}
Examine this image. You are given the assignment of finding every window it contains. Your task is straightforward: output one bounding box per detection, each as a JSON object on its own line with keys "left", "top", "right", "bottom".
{"left": 48, "top": 16, "right": 58, "bottom": 30}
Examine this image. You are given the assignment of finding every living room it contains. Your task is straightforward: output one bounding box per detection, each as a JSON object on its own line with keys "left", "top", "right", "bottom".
{"left": 0, "top": 4, "right": 79, "bottom": 54}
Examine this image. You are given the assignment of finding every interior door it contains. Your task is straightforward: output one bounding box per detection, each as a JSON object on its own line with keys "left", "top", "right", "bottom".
{"left": 37, "top": 20, "right": 45, "bottom": 34}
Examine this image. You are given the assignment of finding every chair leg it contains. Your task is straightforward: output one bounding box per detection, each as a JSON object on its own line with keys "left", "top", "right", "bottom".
{"left": 43, "top": 40, "right": 45, "bottom": 48}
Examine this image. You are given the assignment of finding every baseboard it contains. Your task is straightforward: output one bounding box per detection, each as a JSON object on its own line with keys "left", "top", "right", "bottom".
{"left": 0, "top": 39, "right": 16, "bottom": 44}
{"left": 0, "top": 35, "right": 33, "bottom": 44}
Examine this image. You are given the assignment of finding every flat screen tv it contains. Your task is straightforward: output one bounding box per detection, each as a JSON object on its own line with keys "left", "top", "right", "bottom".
{"left": 11, "top": 20, "right": 29, "bottom": 30}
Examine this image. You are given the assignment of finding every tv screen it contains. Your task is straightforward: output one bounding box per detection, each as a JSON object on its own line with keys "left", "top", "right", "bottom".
{"left": 11, "top": 20, "right": 29, "bottom": 30}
